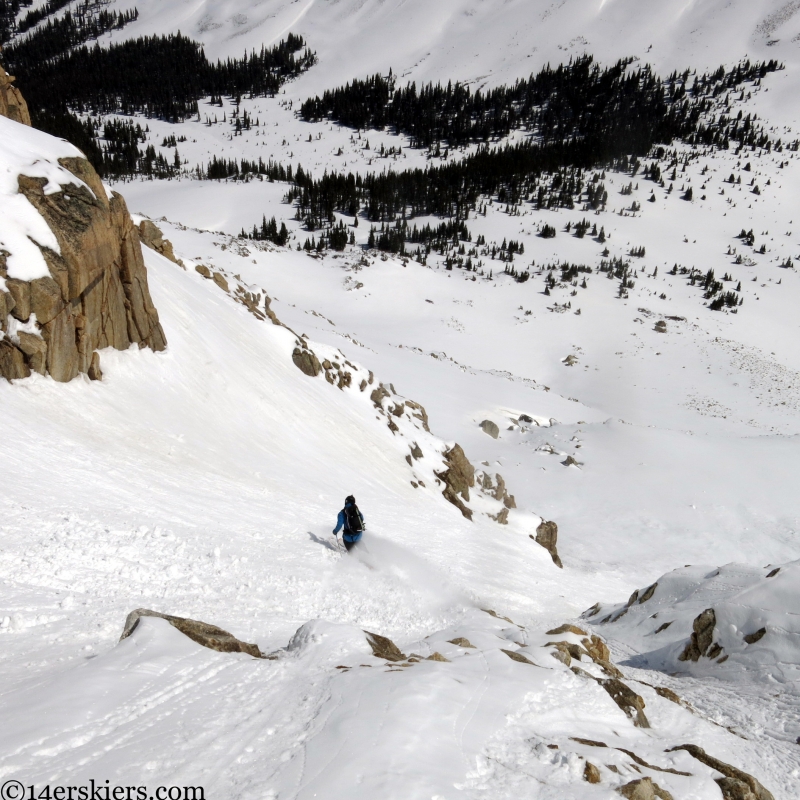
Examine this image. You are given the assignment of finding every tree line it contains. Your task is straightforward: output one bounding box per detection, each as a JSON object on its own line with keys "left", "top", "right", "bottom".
{"left": 4, "top": 30, "right": 316, "bottom": 123}
{"left": 299, "top": 57, "right": 781, "bottom": 151}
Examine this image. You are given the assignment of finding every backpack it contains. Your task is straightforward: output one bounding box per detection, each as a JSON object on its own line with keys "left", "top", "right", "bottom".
{"left": 343, "top": 504, "right": 364, "bottom": 534}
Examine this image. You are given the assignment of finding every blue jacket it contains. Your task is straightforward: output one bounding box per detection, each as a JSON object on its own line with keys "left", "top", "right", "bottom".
{"left": 333, "top": 503, "right": 364, "bottom": 543}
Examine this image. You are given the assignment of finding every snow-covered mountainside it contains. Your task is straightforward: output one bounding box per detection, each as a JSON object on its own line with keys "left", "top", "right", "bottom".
{"left": 586, "top": 559, "right": 800, "bottom": 685}
{"left": 1, "top": 0, "right": 800, "bottom": 797}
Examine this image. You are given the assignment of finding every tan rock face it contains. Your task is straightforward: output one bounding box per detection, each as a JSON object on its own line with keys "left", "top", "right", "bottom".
{"left": 364, "top": 631, "right": 406, "bottom": 662}
{"left": 1, "top": 156, "right": 166, "bottom": 382}
{"left": 678, "top": 608, "right": 717, "bottom": 662}
{"left": 617, "top": 777, "right": 673, "bottom": 800}
{"left": 138, "top": 220, "right": 183, "bottom": 266}
{"left": 0, "top": 66, "right": 31, "bottom": 126}
{"left": 292, "top": 347, "right": 322, "bottom": 377}
{"left": 535, "top": 520, "right": 563, "bottom": 568}
{"left": 583, "top": 762, "right": 601, "bottom": 784}
{"left": 598, "top": 677, "right": 650, "bottom": 728}
{"left": 120, "top": 609, "right": 264, "bottom": 659}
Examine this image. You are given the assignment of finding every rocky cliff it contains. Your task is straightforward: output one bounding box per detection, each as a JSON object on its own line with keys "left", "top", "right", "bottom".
{"left": 0, "top": 66, "right": 30, "bottom": 126}
{"left": 0, "top": 74, "right": 166, "bottom": 382}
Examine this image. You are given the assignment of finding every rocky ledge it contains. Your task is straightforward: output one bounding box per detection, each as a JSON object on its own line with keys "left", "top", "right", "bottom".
{"left": 0, "top": 73, "right": 166, "bottom": 383}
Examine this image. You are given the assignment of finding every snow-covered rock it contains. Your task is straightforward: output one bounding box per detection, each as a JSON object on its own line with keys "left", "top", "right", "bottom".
{"left": 0, "top": 99, "right": 165, "bottom": 381}
{"left": 585, "top": 560, "right": 800, "bottom": 685}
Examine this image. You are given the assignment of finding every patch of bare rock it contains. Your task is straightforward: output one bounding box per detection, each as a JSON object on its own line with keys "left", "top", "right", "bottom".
{"left": 0, "top": 66, "right": 30, "bottom": 126}
{"left": 120, "top": 609, "right": 263, "bottom": 658}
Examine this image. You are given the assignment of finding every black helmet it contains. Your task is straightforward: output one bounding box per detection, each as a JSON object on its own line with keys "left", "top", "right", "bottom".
{"left": 345, "top": 495, "right": 355, "bottom": 505}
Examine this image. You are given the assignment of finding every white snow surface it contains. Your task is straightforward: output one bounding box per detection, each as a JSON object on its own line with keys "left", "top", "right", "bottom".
{"left": 0, "top": 115, "right": 87, "bottom": 281}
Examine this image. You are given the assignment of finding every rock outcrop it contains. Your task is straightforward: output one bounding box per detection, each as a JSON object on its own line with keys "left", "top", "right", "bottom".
{"left": 364, "top": 631, "right": 406, "bottom": 662}
{"left": 292, "top": 345, "right": 322, "bottom": 377}
{"left": 138, "top": 220, "right": 183, "bottom": 266}
{"left": 599, "top": 677, "right": 650, "bottom": 728}
{"left": 479, "top": 419, "right": 499, "bottom": 438}
{"left": 0, "top": 66, "right": 31, "bottom": 126}
{"left": 678, "top": 608, "right": 720, "bottom": 662}
{"left": 534, "top": 520, "right": 563, "bottom": 568}
{"left": 120, "top": 609, "right": 263, "bottom": 658}
{"left": 436, "top": 444, "right": 475, "bottom": 519}
{"left": 617, "top": 777, "right": 673, "bottom": 800}
{"left": 667, "top": 745, "right": 774, "bottom": 800}
{"left": 0, "top": 80, "right": 166, "bottom": 382}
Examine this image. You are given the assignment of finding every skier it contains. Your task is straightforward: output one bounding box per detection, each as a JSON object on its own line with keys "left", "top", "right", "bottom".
{"left": 333, "top": 495, "right": 365, "bottom": 552}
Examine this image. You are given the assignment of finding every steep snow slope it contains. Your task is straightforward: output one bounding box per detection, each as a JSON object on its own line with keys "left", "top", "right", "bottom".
{"left": 119, "top": 130, "right": 800, "bottom": 577}
{"left": 1, "top": 235, "right": 796, "bottom": 797}
{"left": 105, "top": 0, "right": 800, "bottom": 95}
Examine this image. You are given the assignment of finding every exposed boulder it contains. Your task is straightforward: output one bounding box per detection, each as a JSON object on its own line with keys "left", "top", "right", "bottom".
{"left": 233, "top": 286, "right": 267, "bottom": 321}
{"left": 743, "top": 627, "right": 766, "bottom": 644}
{"left": 493, "top": 473, "right": 516, "bottom": 508}
{"left": 547, "top": 640, "right": 584, "bottom": 661}
{"left": 88, "top": 351, "right": 103, "bottom": 381}
{"left": 535, "top": 520, "right": 563, "bottom": 568}
{"left": 717, "top": 777, "right": 764, "bottom": 800}
{"left": 500, "top": 648, "right": 537, "bottom": 666}
{"left": 436, "top": 443, "right": 476, "bottom": 520}
{"left": 447, "top": 637, "right": 475, "bottom": 648}
{"left": 438, "top": 444, "right": 475, "bottom": 500}
{"left": 292, "top": 346, "right": 322, "bottom": 377}
{"left": 599, "top": 677, "right": 650, "bottom": 728}
{"left": 550, "top": 646, "right": 571, "bottom": 666}
{"left": 0, "top": 339, "right": 30, "bottom": 380}
{"left": 617, "top": 777, "right": 673, "bottom": 800}
{"left": 426, "top": 651, "right": 450, "bottom": 662}
{"left": 583, "top": 762, "right": 601, "bottom": 783}
{"left": 442, "top": 486, "right": 473, "bottom": 520}
{"left": 138, "top": 220, "right": 183, "bottom": 266}
{"left": 2, "top": 155, "right": 166, "bottom": 383}
{"left": 546, "top": 623, "right": 587, "bottom": 636}
{"left": 489, "top": 507, "right": 509, "bottom": 524}
{"left": 581, "top": 634, "right": 610, "bottom": 662}
{"left": 678, "top": 608, "right": 717, "bottom": 662}
{"left": 17, "top": 332, "right": 47, "bottom": 375}
{"left": 370, "top": 384, "right": 391, "bottom": 408}
{"left": 364, "top": 631, "right": 406, "bottom": 662}
{"left": 405, "top": 399, "right": 431, "bottom": 432}
{"left": 0, "top": 66, "right": 31, "bottom": 126}
{"left": 480, "top": 419, "right": 500, "bottom": 438}
{"left": 667, "top": 745, "right": 774, "bottom": 800}
{"left": 212, "top": 271, "right": 229, "bottom": 292}
{"left": 638, "top": 583, "right": 658, "bottom": 603}
{"left": 120, "top": 609, "right": 263, "bottom": 659}
{"left": 6, "top": 278, "right": 31, "bottom": 320}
